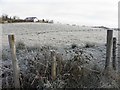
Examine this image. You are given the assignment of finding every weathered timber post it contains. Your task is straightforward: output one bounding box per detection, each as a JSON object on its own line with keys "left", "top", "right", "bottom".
{"left": 56, "top": 52, "right": 63, "bottom": 75}
{"left": 105, "top": 30, "right": 113, "bottom": 70}
{"left": 51, "top": 50, "right": 57, "bottom": 80}
{"left": 112, "top": 37, "right": 117, "bottom": 70}
{"left": 8, "top": 35, "right": 20, "bottom": 88}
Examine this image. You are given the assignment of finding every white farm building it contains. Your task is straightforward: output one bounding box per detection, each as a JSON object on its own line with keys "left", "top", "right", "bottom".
{"left": 25, "top": 17, "right": 39, "bottom": 22}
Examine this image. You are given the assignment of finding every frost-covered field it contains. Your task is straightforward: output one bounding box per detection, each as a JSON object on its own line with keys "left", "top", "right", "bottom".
{"left": 2, "top": 23, "right": 118, "bottom": 47}
{"left": 2, "top": 23, "right": 119, "bottom": 67}
{"left": 1, "top": 23, "right": 120, "bottom": 89}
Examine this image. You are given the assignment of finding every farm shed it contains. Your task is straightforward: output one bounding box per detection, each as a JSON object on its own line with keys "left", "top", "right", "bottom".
{"left": 25, "top": 17, "right": 39, "bottom": 22}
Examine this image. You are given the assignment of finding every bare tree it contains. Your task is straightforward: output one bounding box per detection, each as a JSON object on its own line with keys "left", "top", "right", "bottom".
{"left": 2, "top": 14, "right": 8, "bottom": 20}
{"left": 13, "top": 16, "right": 19, "bottom": 20}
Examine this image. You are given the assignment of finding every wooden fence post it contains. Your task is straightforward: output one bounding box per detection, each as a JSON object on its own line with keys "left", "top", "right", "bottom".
{"left": 112, "top": 37, "right": 117, "bottom": 70}
{"left": 51, "top": 50, "right": 57, "bottom": 80}
{"left": 56, "top": 52, "right": 63, "bottom": 75}
{"left": 105, "top": 30, "right": 113, "bottom": 70}
{"left": 8, "top": 35, "right": 20, "bottom": 88}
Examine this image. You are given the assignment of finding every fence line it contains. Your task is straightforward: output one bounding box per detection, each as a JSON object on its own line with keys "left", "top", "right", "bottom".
{"left": 7, "top": 29, "right": 118, "bottom": 87}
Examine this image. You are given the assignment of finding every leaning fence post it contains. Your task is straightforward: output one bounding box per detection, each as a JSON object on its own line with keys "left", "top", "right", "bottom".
{"left": 112, "top": 37, "right": 117, "bottom": 70}
{"left": 8, "top": 35, "right": 20, "bottom": 88}
{"left": 51, "top": 50, "right": 57, "bottom": 80}
{"left": 105, "top": 30, "right": 113, "bottom": 70}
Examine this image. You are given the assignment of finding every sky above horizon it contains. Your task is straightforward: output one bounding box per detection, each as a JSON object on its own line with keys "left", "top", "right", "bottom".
{"left": 0, "top": 0, "right": 119, "bottom": 28}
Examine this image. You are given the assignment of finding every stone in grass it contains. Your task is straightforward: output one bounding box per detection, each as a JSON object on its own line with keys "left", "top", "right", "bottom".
{"left": 71, "top": 43, "right": 78, "bottom": 49}
{"left": 84, "top": 43, "right": 95, "bottom": 48}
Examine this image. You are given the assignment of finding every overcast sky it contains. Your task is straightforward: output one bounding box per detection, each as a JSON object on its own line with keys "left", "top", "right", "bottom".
{"left": 0, "top": 0, "right": 119, "bottom": 27}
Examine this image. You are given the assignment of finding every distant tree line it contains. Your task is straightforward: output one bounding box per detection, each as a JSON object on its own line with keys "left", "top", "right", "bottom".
{"left": 0, "top": 14, "right": 54, "bottom": 24}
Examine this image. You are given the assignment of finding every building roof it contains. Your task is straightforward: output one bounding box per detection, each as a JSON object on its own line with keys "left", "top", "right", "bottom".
{"left": 25, "top": 17, "right": 37, "bottom": 20}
